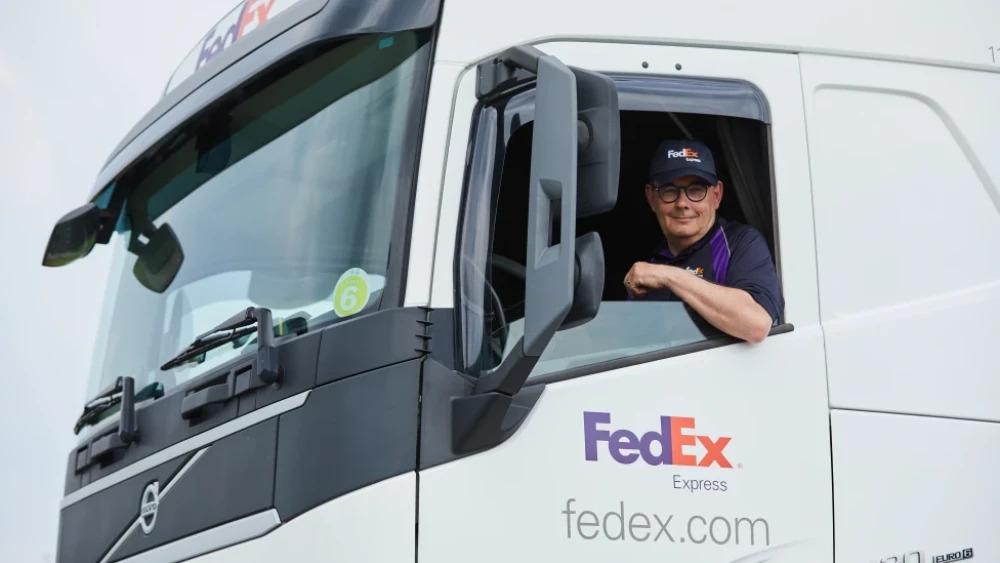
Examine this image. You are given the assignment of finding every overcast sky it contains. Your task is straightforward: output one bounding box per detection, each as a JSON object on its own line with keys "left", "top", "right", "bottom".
{"left": 0, "top": 3, "right": 237, "bottom": 560}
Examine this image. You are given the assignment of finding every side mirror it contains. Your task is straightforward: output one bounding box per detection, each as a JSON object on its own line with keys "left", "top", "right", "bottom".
{"left": 42, "top": 203, "right": 107, "bottom": 267}
{"left": 132, "top": 224, "right": 184, "bottom": 293}
{"left": 453, "top": 48, "right": 620, "bottom": 454}
{"left": 522, "top": 54, "right": 579, "bottom": 357}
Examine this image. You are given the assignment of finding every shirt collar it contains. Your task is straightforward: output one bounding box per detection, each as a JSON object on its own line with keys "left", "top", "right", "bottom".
{"left": 655, "top": 217, "right": 725, "bottom": 262}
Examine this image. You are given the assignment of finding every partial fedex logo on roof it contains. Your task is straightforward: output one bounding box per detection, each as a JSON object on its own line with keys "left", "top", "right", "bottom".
{"left": 166, "top": 0, "right": 300, "bottom": 94}
{"left": 667, "top": 148, "right": 702, "bottom": 163}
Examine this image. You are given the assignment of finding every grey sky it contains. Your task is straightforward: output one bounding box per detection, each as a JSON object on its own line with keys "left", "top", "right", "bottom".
{"left": 0, "top": 2, "right": 238, "bottom": 560}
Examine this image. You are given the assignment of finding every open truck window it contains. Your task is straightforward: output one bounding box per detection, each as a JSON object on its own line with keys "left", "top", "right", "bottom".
{"left": 458, "top": 76, "right": 782, "bottom": 382}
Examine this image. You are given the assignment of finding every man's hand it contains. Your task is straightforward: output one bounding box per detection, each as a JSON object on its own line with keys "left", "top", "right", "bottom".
{"left": 622, "top": 261, "right": 672, "bottom": 298}
{"left": 624, "top": 261, "right": 773, "bottom": 343}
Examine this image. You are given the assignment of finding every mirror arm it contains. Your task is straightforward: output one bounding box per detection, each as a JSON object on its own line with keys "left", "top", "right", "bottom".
{"left": 453, "top": 341, "right": 545, "bottom": 455}
{"left": 94, "top": 208, "right": 116, "bottom": 245}
{"left": 472, "top": 338, "right": 539, "bottom": 396}
{"left": 499, "top": 45, "right": 543, "bottom": 73}
{"left": 476, "top": 45, "right": 546, "bottom": 99}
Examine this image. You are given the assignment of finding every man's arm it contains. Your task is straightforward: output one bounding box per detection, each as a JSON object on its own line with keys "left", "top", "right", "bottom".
{"left": 625, "top": 262, "right": 773, "bottom": 343}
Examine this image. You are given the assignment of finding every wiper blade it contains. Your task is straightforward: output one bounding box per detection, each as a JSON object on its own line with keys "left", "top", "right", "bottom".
{"left": 163, "top": 307, "right": 282, "bottom": 420}
{"left": 161, "top": 307, "right": 265, "bottom": 370}
{"left": 73, "top": 378, "right": 162, "bottom": 434}
{"left": 74, "top": 395, "right": 118, "bottom": 435}
{"left": 160, "top": 307, "right": 279, "bottom": 385}
{"left": 162, "top": 326, "right": 259, "bottom": 369}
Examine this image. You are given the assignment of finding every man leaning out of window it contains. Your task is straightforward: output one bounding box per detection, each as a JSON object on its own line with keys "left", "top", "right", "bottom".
{"left": 624, "top": 139, "right": 783, "bottom": 343}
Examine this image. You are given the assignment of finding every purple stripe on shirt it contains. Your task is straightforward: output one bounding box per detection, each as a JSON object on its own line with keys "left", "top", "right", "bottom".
{"left": 710, "top": 227, "right": 730, "bottom": 285}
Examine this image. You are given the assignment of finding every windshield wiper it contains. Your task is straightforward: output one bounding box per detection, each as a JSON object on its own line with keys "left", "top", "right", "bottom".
{"left": 73, "top": 377, "right": 163, "bottom": 434}
{"left": 161, "top": 306, "right": 280, "bottom": 382}
{"left": 161, "top": 307, "right": 281, "bottom": 420}
{"left": 73, "top": 376, "right": 155, "bottom": 472}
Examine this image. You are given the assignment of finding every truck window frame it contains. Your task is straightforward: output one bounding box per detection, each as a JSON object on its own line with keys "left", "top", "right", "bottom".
{"left": 454, "top": 75, "right": 793, "bottom": 385}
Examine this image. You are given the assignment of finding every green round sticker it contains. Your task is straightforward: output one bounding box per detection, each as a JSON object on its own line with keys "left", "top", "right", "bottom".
{"left": 332, "top": 268, "right": 370, "bottom": 317}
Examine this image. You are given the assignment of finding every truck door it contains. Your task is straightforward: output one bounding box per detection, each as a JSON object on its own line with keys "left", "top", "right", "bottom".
{"left": 418, "top": 43, "right": 833, "bottom": 562}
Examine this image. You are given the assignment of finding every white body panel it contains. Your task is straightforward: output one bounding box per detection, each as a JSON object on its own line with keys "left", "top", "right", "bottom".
{"left": 434, "top": 0, "right": 1000, "bottom": 70}
{"left": 189, "top": 472, "right": 416, "bottom": 562}
{"left": 832, "top": 410, "right": 1000, "bottom": 562}
{"left": 801, "top": 54, "right": 1000, "bottom": 422}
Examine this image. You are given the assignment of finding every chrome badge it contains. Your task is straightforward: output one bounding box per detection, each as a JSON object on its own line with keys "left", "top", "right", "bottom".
{"left": 139, "top": 481, "right": 160, "bottom": 535}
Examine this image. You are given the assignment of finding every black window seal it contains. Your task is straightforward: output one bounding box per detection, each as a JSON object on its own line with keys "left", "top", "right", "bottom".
{"left": 451, "top": 98, "right": 508, "bottom": 373}
{"left": 764, "top": 124, "right": 785, "bottom": 325}
{"left": 611, "top": 73, "right": 772, "bottom": 122}
{"left": 382, "top": 28, "right": 441, "bottom": 308}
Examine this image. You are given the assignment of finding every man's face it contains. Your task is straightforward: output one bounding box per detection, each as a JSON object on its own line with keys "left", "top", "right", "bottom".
{"left": 644, "top": 175, "right": 723, "bottom": 245}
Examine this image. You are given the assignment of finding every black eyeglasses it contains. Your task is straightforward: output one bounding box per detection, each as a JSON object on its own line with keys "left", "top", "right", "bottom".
{"left": 653, "top": 183, "right": 710, "bottom": 203}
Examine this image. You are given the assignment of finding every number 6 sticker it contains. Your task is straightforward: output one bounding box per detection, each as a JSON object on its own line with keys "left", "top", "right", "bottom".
{"left": 333, "top": 268, "right": 371, "bottom": 317}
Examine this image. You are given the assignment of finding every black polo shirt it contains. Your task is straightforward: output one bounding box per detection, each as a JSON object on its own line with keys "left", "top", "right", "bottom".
{"left": 635, "top": 218, "right": 784, "bottom": 323}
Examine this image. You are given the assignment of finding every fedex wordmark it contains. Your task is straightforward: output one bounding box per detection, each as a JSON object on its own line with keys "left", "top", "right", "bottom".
{"left": 583, "top": 411, "right": 732, "bottom": 468}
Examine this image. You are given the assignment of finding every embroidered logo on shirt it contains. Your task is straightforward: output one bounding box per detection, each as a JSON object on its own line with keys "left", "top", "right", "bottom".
{"left": 685, "top": 266, "right": 704, "bottom": 278}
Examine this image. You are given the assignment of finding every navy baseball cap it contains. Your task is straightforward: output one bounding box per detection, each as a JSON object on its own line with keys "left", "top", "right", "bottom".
{"left": 648, "top": 140, "right": 718, "bottom": 185}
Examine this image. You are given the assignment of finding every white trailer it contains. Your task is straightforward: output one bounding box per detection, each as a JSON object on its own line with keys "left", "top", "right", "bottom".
{"left": 45, "top": 1, "right": 1000, "bottom": 562}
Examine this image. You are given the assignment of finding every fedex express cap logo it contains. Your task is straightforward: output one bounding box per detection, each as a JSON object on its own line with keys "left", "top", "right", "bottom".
{"left": 583, "top": 411, "right": 732, "bottom": 468}
{"left": 667, "top": 147, "right": 702, "bottom": 162}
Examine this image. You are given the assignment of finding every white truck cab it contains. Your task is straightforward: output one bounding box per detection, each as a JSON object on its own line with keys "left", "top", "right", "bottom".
{"left": 45, "top": 1, "right": 1000, "bottom": 562}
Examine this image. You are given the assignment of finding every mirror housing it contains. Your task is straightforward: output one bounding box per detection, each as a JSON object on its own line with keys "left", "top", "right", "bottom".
{"left": 42, "top": 203, "right": 109, "bottom": 267}
{"left": 132, "top": 224, "right": 184, "bottom": 293}
{"left": 572, "top": 69, "right": 620, "bottom": 218}
{"left": 476, "top": 48, "right": 621, "bottom": 219}
{"left": 522, "top": 54, "right": 578, "bottom": 357}
{"left": 562, "top": 232, "right": 605, "bottom": 330}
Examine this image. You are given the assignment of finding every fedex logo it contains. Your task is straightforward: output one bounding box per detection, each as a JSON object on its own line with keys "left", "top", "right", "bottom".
{"left": 197, "top": 0, "right": 279, "bottom": 70}
{"left": 667, "top": 148, "right": 700, "bottom": 160}
{"left": 583, "top": 411, "right": 732, "bottom": 468}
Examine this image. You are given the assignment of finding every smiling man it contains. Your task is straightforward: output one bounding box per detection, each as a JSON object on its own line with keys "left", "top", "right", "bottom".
{"left": 624, "top": 140, "right": 783, "bottom": 343}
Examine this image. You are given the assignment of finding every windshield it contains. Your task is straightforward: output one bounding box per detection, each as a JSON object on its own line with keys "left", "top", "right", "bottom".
{"left": 87, "top": 31, "right": 431, "bottom": 400}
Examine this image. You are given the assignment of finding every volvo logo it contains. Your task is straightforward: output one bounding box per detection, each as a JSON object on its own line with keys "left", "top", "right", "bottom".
{"left": 139, "top": 481, "right": 160, "bottom": 535}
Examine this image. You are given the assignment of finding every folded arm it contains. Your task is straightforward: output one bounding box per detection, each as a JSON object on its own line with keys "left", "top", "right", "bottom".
{"left": 625, "top": 262, "right": 773, "bottom": 343}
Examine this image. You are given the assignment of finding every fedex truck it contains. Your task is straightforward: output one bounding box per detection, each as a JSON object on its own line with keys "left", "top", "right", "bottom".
{"left": 43, "top": 0, "right": 1000, "bottom": 561}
